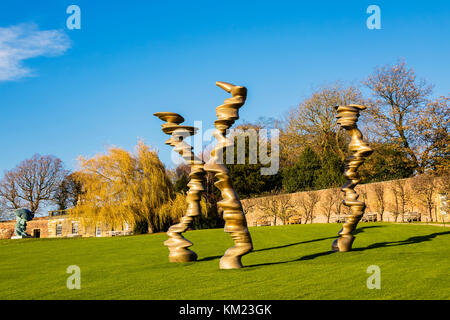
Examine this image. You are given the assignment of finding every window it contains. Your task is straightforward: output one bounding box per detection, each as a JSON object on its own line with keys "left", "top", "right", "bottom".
{"left": 95, "top": 226, "right": 102, "bottom": 237}
{"left": 72, "top": 222, "right": 78, "bottom": 235}
{"left": 56, "top": 223, "right": 62, "bottom": 236}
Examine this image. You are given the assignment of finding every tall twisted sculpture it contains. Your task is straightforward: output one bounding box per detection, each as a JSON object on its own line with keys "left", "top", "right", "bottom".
{"left": 332, "top": 104, "right": 373, "bottom": 252}
{"left": 154, "top": 112, "right": 206, "bottom": 262}
{"left": 203, "top": 81, "right": 253, "bottom": 269}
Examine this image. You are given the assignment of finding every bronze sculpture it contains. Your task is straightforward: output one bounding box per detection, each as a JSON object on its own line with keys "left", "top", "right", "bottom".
{"left": 154, "top": 112, "right": 206, "bottom": 262}
{"left": 12, "top": 208, "right": 34, "bottom": 238}
{"left": 332, "top": 104, "right": 373, "bottom": 252}
{"left": 155, "top": 81, "right": 253, "bottom": 268}
{"left": 203, "top": 81, "right": 253, "bottom": 269}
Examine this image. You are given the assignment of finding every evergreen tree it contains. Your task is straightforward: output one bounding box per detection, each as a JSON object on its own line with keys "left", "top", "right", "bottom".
{"left": 174, "top": 173, "right": 189, "bottom": 194}
{"left": 315, "top": 149, "right": 345, "bottom": 189}
{"left": 282, "top": 146, "right": 321, "bottom": 193}
{"left": 226, "top": 125, "right": 282, "bottom": 198}
{"left": 360, "top": 144, "right": 414, "bottom": 183}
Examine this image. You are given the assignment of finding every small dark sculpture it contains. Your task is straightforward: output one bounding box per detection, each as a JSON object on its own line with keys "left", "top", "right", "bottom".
{"left": 13, "top": 208, "right": 34, "bottom": 238}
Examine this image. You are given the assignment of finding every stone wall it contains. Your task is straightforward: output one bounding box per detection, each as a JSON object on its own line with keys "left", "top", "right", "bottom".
{"left": 0, "top": 217, "right": 49, "bottom": 239}
{"left": 242, "top": 176, "right": 448, "bottom": 227}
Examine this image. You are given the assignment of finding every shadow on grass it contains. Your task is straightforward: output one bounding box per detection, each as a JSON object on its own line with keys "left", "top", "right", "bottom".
{"left": 198, "top": 225, "right": 383, "bottom": 263}
{"left": 353, "top": 225, "right": 383, "bottom": 234}
{"left": 246, "top": 229, "right": 450, "bottom": 268}
{"left": 352, "top": 231, "right": 450, "bottom": 252}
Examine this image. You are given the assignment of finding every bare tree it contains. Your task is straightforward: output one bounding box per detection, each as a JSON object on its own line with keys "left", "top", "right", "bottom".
{"left": 358, "top": 185, "right": 370, "bottom": 212}
{"left": 297, "top": 191, "right": 321, "bottom": 224}
{"left": 392, "top": 179, "right": 410, "bottom": 222}
{"left": 277, "top": 196, "right": 297, "bottom": 225}
{"left": 390, "top": 182, "right": 401, "bottom": 223}
{"left": 255, "top": 197, "right": 278, "bottom": 225}
{"left": 332, "top": 187, "right": 344, "bottom": 221}
{"left": 321, "top": 189, "right": 337, "bottom": 223}
{"left": 0, "top": 155, "right": 66, "bottom": 213}
{"left": 412, "top": 174, "right": 437, "bottom": 222}
{"left": 0, "top": 171, "right": 21, "bottom": 209}
{"left": 256, "top": 195, "right": 295, "bottom": 225}
{"left": 0, "top": 199, "right": 11, "bottom": 221}
{"left": 241, "top": 201, "right": 255, "bottom": 216}
{"left": 373, "top": 183, "right": 385, "bottom": 221}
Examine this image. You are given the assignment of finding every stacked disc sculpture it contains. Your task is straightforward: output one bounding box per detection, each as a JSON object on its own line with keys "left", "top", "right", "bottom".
{"left": 203, "top": 81, "right": 253, "bottom": 269}
{"left": 332, "top": 104, "right": 374, "bottom": 252}
{"left": 154, "top": 112, "right": 206, "bottom": 262}
{"left": 154, "top": 81, "right": 253, "bottom": 269}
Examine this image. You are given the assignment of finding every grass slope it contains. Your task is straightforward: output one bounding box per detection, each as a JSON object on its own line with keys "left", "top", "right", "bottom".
{"left": 0, "top": 223, "right": 449, "bottom": 300}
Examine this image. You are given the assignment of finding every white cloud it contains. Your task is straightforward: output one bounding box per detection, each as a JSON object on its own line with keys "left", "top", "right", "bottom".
{"left": 0, "top": 23, "right": 71, "bottom": 81}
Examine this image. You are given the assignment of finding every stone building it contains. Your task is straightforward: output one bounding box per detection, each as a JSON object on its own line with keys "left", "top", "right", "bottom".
{"left": 0, "top": 210, "right": 133, "bottom": 239}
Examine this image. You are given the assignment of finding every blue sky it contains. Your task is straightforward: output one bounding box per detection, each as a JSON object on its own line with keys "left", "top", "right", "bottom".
{"left": 0, "top": 0, "right": 449, "bottom": 174}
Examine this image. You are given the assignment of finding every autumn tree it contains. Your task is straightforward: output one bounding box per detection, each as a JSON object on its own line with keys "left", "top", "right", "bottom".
{"left": 0, "top": 154, "right": 66, "bottom": 213}
{"left": 156, "top": 193, "right": 211, "bottom": 230}
{"left": 280, "top": 82, "right": 365, "bottom": 167}
{"left": 437, "top": 171, "right": 450, "bottom": 195}
{"left": 364, "top": 60, "right": 449, "bottom": 173}
{"left": 71, "top": 142, "right": 175, "bottom": 233}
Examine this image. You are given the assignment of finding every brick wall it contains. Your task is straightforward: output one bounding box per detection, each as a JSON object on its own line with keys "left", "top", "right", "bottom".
{"left": 0, "top": 217, "right": 49, "bottom": 239}
{"left": 0, "top": 221, "right": 14, "bottom": 239}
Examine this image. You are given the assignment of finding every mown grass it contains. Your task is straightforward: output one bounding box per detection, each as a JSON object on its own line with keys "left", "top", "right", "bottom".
{"left": 0, "top": 223, "right": 449, "bottom": 300}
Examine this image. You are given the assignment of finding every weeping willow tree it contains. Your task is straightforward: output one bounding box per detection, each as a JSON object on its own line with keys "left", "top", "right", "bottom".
{"left": 156, "top": 192, "right": 211, "bottom": 230}
{"left": 71, "top": 141, "right": 176, "bottom": 233}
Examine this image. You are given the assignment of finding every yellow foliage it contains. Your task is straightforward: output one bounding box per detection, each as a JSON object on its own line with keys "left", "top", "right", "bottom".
{"left": 70, "top": 141, "right": 174, "bottom": 232}
{"left": 157, "top": 192, "right": 208, "bottom": 226}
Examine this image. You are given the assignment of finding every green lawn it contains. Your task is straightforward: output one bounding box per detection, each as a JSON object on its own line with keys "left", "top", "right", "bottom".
{"left": 1, "top": 223, "right": 449, "bottom": 300}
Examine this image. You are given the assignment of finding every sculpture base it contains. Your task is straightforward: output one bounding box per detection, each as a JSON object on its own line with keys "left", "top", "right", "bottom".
{"left": 11, "top": 235, "right": 31, "bottom": 239}
{"left": 332, "top": 235, "right": 355, "bottom": 252}
{"left": 168, "top": 249, "right": 198, "bottom": 263}
{"left": 220, "top": 256, "right": 243, "bottom": 269}
{"left": 219, "top": 242, "right": 253, "bottom": 269}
